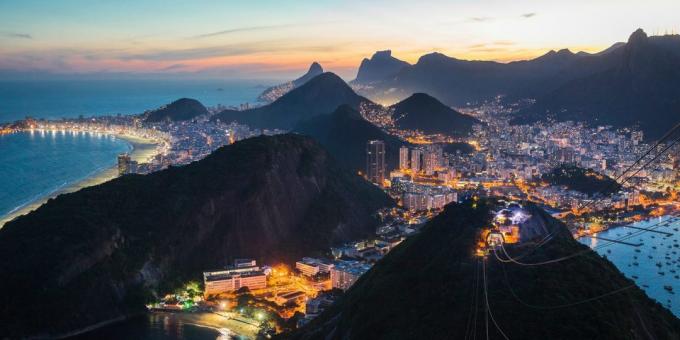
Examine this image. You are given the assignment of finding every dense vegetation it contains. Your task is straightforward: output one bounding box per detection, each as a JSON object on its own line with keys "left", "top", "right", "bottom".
{"left": 443, "top": 141, "right": 475, "bottom": 155}
{"left": 144, "top": 98, "right": 208, "bottom": 122}
{"left": 542, "top": 164, "right": 621, "bottom": 196}
{"left": 214, "top": 72, "right": 370, "bottom": 129}
{"left": 0, "top": 134, "right": 393, "bottom": 338}
{"left": 294, "top": 105, "right": 406, "bottom": 173}
{"left": 390, "top": 93, "right": 480, "bottom": 137}
{"left": 287, "top": 199, "right": 680, "bottom": 339}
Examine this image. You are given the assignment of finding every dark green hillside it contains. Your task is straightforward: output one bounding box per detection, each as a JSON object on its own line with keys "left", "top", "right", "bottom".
{"left": 0, "top": 134, "right": 393, "bottom": 338}
{"left": 542, "top": 164, "right": 621, "bottom": 196}
{"left": 390, "top": 93, "right": 480, "bottom": 137}
{"left": 288, "top": 200, "right": 680, "bottom": 339}
{"left": 144, "top": 98, "right": 208, "bottom": 122}
{"left": 294, "top": 105, "right": 406, "bottom": 173}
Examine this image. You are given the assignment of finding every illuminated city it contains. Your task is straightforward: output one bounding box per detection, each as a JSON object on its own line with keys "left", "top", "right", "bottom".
{"left": 1, "top": 1, "right": 680, "bottom": 339}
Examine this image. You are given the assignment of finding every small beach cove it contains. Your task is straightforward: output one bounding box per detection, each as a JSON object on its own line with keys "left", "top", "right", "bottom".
{"left": 69, "top": 312, "right": 257, "bottom": 340}
{"left": 0, "top": 130, "right": 160, "bottom": 228}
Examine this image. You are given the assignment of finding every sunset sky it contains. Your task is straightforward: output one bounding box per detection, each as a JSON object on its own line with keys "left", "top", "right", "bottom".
{"left": 1, "top": 0, "right": 679, "bottom": 79}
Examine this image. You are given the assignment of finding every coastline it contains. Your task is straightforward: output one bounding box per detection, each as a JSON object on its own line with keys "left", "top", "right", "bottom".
{"left": 0, "top": 132, "right": 160, "bottom": 228}
{"left": 55, "top": 311, "right": 257, "bottom": 339}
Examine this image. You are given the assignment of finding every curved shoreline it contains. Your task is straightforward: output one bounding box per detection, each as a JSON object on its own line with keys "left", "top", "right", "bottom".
{"left": 0, "top": 132, "right": 161, "bottom": 228}
{"left": 54, "top": 311, "right": 257, "bottom": 339}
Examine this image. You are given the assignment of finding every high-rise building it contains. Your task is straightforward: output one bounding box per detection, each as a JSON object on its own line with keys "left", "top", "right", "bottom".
{"left": 399, "top": 146, "right": 410, "bottom": 170}
{"left": 117, "top": 153, "right": 131, "bottom": 176}
{"left": 410, "top": 148, "right": 422, "bottom": 173}
{"left": 631, "top": 130, "right": 644, "bottom": 145}
{"left": 366, "top": 140, "right": 386, "bottom": 185}
{"left": 423, "top": 151, "right": 438, "bottom": 175}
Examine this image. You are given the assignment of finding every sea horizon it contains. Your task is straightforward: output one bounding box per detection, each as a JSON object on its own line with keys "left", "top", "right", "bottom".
{"left": 0, "top": 78, "right": 272, "bottom": 123}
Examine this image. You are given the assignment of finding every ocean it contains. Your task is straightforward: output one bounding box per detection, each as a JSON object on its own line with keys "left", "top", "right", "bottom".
{"left": 0, "top": 131, "right": 132, "bottom": 218}
{"left": 0, "top": 78, "right": 270, "bottom": 123}
{"left": 70, "top": 313, "right": 233, "bottom": 340}
{"left": 0, "top": 78, "right": 266, "bottom": 222}
{"left": 579, "top": 215, "right": 680, "bottom": 317}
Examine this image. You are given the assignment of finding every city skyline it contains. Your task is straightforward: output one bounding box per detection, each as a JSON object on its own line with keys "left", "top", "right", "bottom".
{"left": 2, "top": 0, "right": 680, "bottom": 79}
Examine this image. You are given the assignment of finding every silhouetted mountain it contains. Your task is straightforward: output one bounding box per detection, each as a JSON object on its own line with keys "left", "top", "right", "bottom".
{"left": 214, "top": 72, "right": 370, "bottom": 130}
{"left": 144, "top": 98, "right": 208, "bottom": 122}
{"left": 355, "top": 49, "right": 591, "bottom": 106}
{"left": 390, "top": 93, "right": 480, "bottom": 136}
{"left": 0, "top": 134, "right": 393, "bottom": 338}
{"left": 354, "top": 29, "right": 680, "bottom": 138}
{"left": 288, "top": 199, "right": 680, "bottom": 340}
{"left": 294, "top": 105, "right": 406, "bottom": 173}
{"left": 258, "top": 62, "right": 325, "bottom": 103}
{"left": 293, "top": 62, "right": 324, "bottom": 87}
{"left": 515, "top": 29, "right": 680, "bottom": 139}
{"left": 354, "top": 50, "right": 409, "bottom": 84}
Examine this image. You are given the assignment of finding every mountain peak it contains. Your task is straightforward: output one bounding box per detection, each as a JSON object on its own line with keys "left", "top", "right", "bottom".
{"left": 305, "top": 72, "right": 347, "bottom": 87}
{"left": 292, "top": 62, "right": 324, "bottom": 87}
{"left": 355, "top": 50, "right": 409, "bottom": 83}
{"left": 372, "top": 50, "right": 393, "bottom": 59}
{"left": 307, "top": 61, "right": 323, "bottom": 73}
{"left": 628, "top": 28, "right": 648, "bottom": 45}
{"left": 390, "top": 92, "right": 480, "bottom": 137}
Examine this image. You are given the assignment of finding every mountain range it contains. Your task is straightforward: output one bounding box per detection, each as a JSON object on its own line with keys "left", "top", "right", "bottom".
{"left": 514, "top": 29, "right": 680, "bottom": 139}
{"left": 258, "top": 62, "right": 325, "bottom": 103}
{"left": 144, "top": 98, "right": 208, "bottom": 122}
{"left": 288, "top": 199, "right": 680, "bottom": 339}
{"left": 353, "top": 29, "right": 680, "bottom": 139}
{"left": 212, "top": 72, "right": 371, "bottom": 130}
{"left": 0, "top": 134, "right": 393, "bottom": 338}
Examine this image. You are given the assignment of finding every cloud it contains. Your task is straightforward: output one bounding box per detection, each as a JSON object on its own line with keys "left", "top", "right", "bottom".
{"left": 2, "top": 32, "right": 32, "bottom": 39}
{"left": 468, "top": 41, "right": 516, "bottom": 49}
{"left": 468, "top": 17, "right": 494, "bottom": 23}
{"left": 521, "top": 13, "right": 537, "bottom": 18}
{"left": 119, "top": 45, "right": 263, "bottom": 61}
{"left": 116, "top": 42, "right": 341, "bottom": 62}
{"left": 162, "top": 63, "right": 190, "bottom": 71}
{"left": 191, "top": 24, "right": 299, "bottom": 39}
